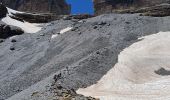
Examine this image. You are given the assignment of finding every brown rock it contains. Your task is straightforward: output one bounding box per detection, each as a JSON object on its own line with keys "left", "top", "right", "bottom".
{"left": 1, "top": 0, "right": 70, "bottom": 15}
{"left": 93, "top": 0, "right": 170, "bottom": 16}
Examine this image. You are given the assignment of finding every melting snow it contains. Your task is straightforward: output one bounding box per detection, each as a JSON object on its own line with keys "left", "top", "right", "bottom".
{"left": 77, "top": 31, "right": 170, "bottom": 100}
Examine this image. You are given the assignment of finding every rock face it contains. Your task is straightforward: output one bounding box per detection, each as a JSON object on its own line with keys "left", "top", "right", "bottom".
{"left": 11, "top": 12, "right": 94, "bottom": 23}
{"left": 0, "top": 4, "right": 7, "bottom": 18}
{"left": 93, "top": 0, "right": 170, "bottom": 16}
{"left": 0, "top": 21, "right": 24, "bottom": 39}
{"left": 1, "top": 0, "right": 71, "bottom": 14}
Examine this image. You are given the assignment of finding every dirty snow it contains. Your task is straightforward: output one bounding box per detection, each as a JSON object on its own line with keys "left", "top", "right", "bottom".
{"left": 77, "top": 31, "right": 170, "bottom": 100}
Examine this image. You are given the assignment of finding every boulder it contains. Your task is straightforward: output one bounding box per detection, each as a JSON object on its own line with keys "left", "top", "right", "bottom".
{"left": 0, "top": 22, "right": 24, "bottom": 39}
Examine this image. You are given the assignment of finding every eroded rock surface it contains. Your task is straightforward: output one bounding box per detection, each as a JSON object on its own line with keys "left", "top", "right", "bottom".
{"left": 1, "top": 0, "right": 70, "bottom": 14}
{"left": 93, "top": 0, "right": 170, "bottom": 16}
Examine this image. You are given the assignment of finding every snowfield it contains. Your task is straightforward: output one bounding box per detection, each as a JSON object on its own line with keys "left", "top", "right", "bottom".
{"left": 77, "top": 31, "right": 170, "bottom": 100}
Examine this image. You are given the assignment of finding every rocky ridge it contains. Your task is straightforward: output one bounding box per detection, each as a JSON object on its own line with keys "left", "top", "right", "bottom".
{"left": 1, "top": 0, "right": 70, "bottom": 14}
{"left": 93, "top": 0, "right": 170, "bottom": 16}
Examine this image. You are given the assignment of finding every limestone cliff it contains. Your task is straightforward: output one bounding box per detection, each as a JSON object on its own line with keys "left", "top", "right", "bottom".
{"left": 1, "top": 0, "right": 71, "bottom": 14}
{"left": 93, "top": 0, "right": 170, "bottom": 16}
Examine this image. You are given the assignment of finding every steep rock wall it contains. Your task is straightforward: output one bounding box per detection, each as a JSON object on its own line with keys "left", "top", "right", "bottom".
{"left": 93, "top": 0, "right": 170, "bottom": 16}
{"left": 1, "top": 0, "right": 71, "bottom": 14}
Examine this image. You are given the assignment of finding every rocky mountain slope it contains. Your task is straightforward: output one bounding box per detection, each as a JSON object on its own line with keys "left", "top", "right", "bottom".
{"left": 1, "top": 2, "right": 170, "bottom": 100}
{"left": 93, "top": 0, "right": 170, "bottom": 16}
{"left": 1, "top": 0, "right": 70, "bottom": 14}
{"left": 0, "top": 5, "right": 170, "bottom": 100}
{"left": 77, "top": 31, "right": 170, "bottom": 99}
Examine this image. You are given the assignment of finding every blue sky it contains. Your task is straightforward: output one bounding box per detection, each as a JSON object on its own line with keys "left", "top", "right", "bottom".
{"left": 66, "top": 0, "right": 94, "bottom": 15}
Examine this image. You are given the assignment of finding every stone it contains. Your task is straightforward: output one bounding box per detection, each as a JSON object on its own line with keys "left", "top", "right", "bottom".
{"left": 10, "top": 47, "right": 15, "bottom": 51}
{"left": 93, "top": 26, "right": 98, "bottom": 29}
{"left": 0, "top": 39, "right": 4, "bottom": 43}
{"left": 11, "top": 39, "right": 17, "bottom": 43}
{"left": 98, "top": 21, "right": 107, "bottom": 25}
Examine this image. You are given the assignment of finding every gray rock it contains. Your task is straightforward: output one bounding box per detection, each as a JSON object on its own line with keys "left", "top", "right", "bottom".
{"left": 0, "top": 14, "right": 170, "bottom": 100}
{"left": 0, "top": 21, "right": 24, "bottom": 39}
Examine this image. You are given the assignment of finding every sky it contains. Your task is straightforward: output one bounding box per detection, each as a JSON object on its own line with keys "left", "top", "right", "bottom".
{"left": 66, "top": 0, "right": 94, "bottom": 15}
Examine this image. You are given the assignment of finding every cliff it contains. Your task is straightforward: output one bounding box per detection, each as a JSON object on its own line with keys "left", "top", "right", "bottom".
{"left": 93, "top": 0, "right": 170, "bottom": 16}
{"left": 1, "top": 0, "right": 71, "bottom": 14}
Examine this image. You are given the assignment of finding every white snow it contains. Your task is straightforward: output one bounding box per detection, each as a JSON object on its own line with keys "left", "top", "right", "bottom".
{"left": 51, "top": 34, "right": 59, "bottom": 39}
{"left": 7, "top": 7, "right": 23, "bottom": 16}
{"left": 60, "top": 27, "right": 73, "bottom": 34}
{"left": 77, "top": 31, "right": 170, "bottom": 100}
{"left": 2, "top": 16, "right": 42, "bottom": 33}
{"left": 51, "top": 27, "right": 72, "bottom": 39}
{"left": 0, "top": 7, "right": 42, "bottom": 33}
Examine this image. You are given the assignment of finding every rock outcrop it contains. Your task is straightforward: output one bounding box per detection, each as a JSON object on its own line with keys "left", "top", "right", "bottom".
{"left": 0, "top": 4, "right": 7, "bottom": 18}
{"left": 0, "top": 21, "right": 24, "bottom": 39}
{"left": 11, "top": 13, "right": 94, "bottom": 23}
{"left": 93, "top": 0, "right": 170, "bottom": 16}
{"left": 1, "top": 0, "right": 71, "bottom": 15}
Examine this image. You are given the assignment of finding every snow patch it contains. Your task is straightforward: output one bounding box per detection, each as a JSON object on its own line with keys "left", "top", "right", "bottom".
{"left": 77, "top": 31, "right": 170, "bottom": 100}
{"left": 51, "top": 34, "right": 59, "bottom": 39}
{"left": 2, "top": 16, "right": 42, "bottom": 33}
{"left": 51, "top": 27, "right": 72, "bottom": 39}
{"left": 7, "top": 7, "right": 23, "bottom": 16}
{"left": 60, "top": 27, "right": 73, "bottom": 34}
